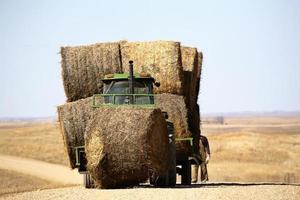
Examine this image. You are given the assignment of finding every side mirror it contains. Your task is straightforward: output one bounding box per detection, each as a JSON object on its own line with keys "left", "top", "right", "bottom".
{"left": 154, "top": 82, "right": 160, "bottom": 87}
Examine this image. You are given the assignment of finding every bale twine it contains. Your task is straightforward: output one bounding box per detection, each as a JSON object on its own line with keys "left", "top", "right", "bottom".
{"left": 120, "top": 41, "right": 183, "bottom": 94}
{"left": 85, "top": 107, "right": 169, "bottom": 189}
{"left": 60, "top": 42, "right": 122, "bottom": 102}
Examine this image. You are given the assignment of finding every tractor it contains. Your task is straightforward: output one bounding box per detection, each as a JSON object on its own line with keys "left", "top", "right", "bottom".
{"left": 75, "top": 61, "right": 200, "bottom": 188}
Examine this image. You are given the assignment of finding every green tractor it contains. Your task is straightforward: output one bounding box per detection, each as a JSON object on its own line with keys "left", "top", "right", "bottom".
{"left": 76, "top": 61, "right": 199, "bottom": 188}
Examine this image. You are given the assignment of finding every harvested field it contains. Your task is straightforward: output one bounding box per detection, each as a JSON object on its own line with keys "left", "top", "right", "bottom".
{"left": 85, "top": 107, "right": 169, "bottom": 188}
{"left": 0, "top": 122, "right": 68, "bottom": 166}
{"left": 61, "top": 42, "right": 122, "bottom": 102}
{"left": 120, "top": 41, "right": 183, "bottom": 94}
{"left": 202, "top": 116, "right": 300, "bottom": 183}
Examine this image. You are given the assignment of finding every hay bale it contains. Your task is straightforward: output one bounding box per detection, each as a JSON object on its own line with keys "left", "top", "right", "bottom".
{"left": 190, "top": 51, "right": 203, "bottom": 153}
{"left": 155, "top": 94, "right": 193, "bottom": 155}
{"left": 181, "top": 46, "right": 198, "bottom": 108}
{"left": 194, "top": 51, "right": 203, "bottom": 102}
{"left": 120, "top": 41, "right": 183, "bottom": 94}
{"left": 57, "top": 97, "right": 95, "bottom": 168}
{"left": 60, "top": 42, "right": 122, "bottom": 102}
{"left": 196, "top": 51, "right": 203, "bottom": 79}
{"left": 85, "top": 107, "right": 169, "bottom": 189}
{"left": 181, "top": 47, "right": 202, "bottom": 144}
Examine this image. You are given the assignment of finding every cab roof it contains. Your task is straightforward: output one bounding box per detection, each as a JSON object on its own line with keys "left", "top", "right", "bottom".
{"left": 102, "top": 73, "right": 154, "bottom": 82}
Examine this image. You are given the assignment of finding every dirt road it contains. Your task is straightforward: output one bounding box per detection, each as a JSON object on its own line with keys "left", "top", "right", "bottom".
{"left": 0, "top": 154, "right": 299, "bottom": 200}
{"left": 1, "top": 184, "right": 300, "bottom": 200}
{"left": 0, "top": 154, "right": 81, "bottom": 185}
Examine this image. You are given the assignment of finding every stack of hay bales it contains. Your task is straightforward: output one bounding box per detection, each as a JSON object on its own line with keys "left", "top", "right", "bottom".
{"left": 57, "top": 40, "right": 203, "bottom": 188}
{"left": 120, "top": 41, "right": 203, "bottom": 155}
{"left": 180, "top": 46, "right": 202, "bottom": 153}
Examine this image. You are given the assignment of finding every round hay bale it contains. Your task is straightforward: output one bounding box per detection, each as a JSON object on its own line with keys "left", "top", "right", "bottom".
{"left": 57, "top": 97, "right": 95, "bottom": 168}
{"left": 181, "top": 46, "right": 198, "bottom": 107}
{"left": 120, "top": 41, "right": 184, "bottom": 94}
{"left": 60, "top": 42, "right": 122, "bottom": 102}
{"left": 85, "top": 107, "right": 169, "bottom": 189}
{"left": 155, "top": 94, "right": 193, "bottom": 155}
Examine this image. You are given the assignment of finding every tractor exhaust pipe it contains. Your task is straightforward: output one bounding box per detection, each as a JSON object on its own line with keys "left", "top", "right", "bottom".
{"left": 129, "top": 60, "right": 134, "bottom": 95}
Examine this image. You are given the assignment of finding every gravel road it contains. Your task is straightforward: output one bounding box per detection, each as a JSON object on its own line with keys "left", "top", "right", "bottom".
{"left": 1, "top": 184, "right": 299, "bottom": 200}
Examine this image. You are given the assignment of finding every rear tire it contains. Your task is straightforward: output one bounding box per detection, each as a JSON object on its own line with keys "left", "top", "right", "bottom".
{"left": 168, "top": 166, "right": 176, "bottom": 187}
{"left": 83, "top": 173, "right": 94, "bottom": 188}
{"left": 150, "top": 173, "right": 168, "bottom": 187}
{"left": 167, "top": 121, "right": 176, "bottom": 187}
{"left": 167, "top": 143, "right": 176, "bottom": 187}
{"left": 181, "top": 160, "right": 191, "bottom": 185}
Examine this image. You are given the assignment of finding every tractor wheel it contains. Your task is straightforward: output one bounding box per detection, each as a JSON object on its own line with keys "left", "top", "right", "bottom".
{"left": 167, "top": 121, "right": 176, "bottom": 187}
{"left": 181, "top": 160, "right": 191, "bottom": 185}
{"left": 150, "top": 173, "right": 168, "bottom": 187}
{"left": 168, "top": 166, "right": 176, "bottom": 187}
{"left": 83, "top": 173, "right": 94, "bottom": 188}
{"left": 167, "top": 141, "right": 176, "bottom": 187}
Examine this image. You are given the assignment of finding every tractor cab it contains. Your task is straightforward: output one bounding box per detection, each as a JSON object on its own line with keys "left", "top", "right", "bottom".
{"left": 92, "top": 61, "right": 159, "bottom": 107}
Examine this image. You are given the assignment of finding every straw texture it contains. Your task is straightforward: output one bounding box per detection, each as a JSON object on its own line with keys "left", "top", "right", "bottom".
{"left": 120, "top": 41, "right": 183, "bottom": 94}
{"left": 85, "top": 107, "right": 169, "bottom": 188}
{"left": 60, "top": 42, "right": 122, "bottom": 102}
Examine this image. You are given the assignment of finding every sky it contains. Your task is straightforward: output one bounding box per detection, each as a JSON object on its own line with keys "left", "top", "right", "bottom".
{"left": 0, "top": 0, "right": 299, "bottom": 117}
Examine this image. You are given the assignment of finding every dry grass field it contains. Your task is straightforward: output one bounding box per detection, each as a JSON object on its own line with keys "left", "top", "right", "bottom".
{"left": 203, "top": 116, "right": 300, "bottom": 183}
{"left": 0, "top": 122, "right": 68, "bottom": 166}
{"left": 0, "top": 115, "right": 299, "bottom": 196}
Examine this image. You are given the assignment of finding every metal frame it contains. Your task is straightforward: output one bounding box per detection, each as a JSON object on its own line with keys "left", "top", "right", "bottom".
{"left": 74, "top": 146, "right": 85, "bottom": 166}
{"left": 175, "top": 137, "right": 193, "bottom": 146}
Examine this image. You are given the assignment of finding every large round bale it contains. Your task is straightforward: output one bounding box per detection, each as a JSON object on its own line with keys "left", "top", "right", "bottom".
{"left": 195, "top": 50, "right": 203, "bottom": 102}
{"left": 181, "top": 46, "right": 198, "bottom": 108}
{"left": 190, "top": 51, "right": 203, "bottom": 153}
{"left": 155, "top": 94, "right": 193, "bottom": 155}
{"left": 57, "top": 97, "right": 95, "bottom": 168}
{"left": 60, "top": 42, "right": 122, "bottom": 102}
{"left": 120, "top": 41, "right": 183, "bottom": 94}
{"left": 85, "top": 107, "right": 169, "bottom": 189}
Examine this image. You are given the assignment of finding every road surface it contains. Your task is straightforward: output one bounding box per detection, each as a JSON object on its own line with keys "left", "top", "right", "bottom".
{"left": 0, "top": 154, "right": 299, "bottom": 200}
{"left": 1, "top": 184, "right": 300, "bottom": 200}
{"left": 0, "top": 154, "right": 81, "bottom": 185}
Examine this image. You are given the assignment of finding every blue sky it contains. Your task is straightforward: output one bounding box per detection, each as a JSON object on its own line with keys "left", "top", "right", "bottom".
{"left": 0, "top": 0, "right": 299, "bottom": 117}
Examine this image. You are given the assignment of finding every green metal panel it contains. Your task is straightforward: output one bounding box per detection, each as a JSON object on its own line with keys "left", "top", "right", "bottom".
{"left": 103, "top": 73, "right": 151, "bottom": 80}
{"left": 175, "top": 137, "right": 194, "bottom": 146}
{"left": 74, "top": 146, "right": 85, "bottom": 166}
